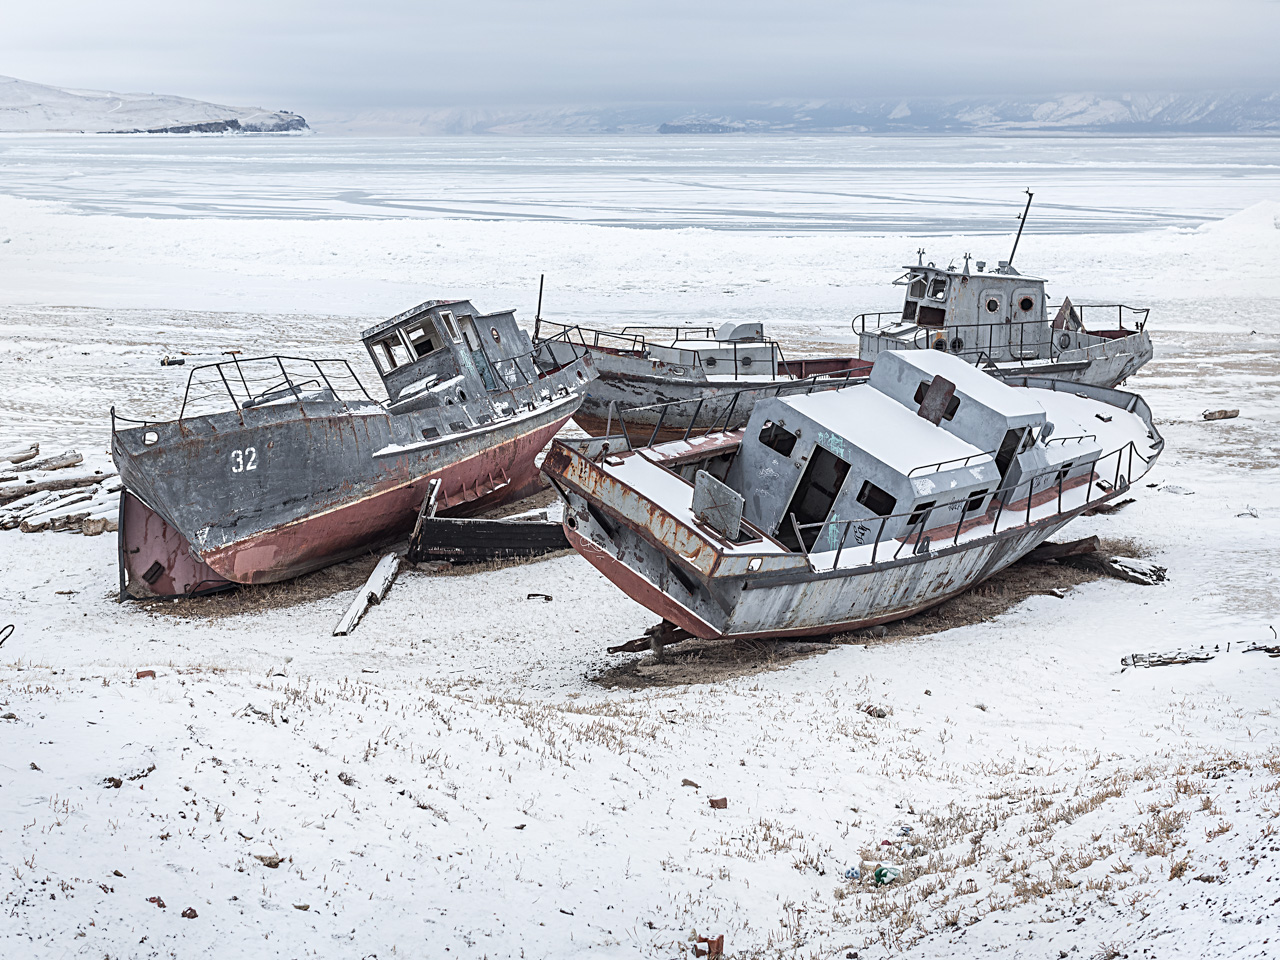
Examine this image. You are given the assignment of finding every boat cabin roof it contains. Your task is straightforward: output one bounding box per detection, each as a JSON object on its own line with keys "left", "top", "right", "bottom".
{"left": 360, "top": 300, "right": 468, "bottom": 342}
{"left": 777, "top": 388, "right": 988, "bottom": 476}
{"left": 873, "top": 350, "right": 1046, "bottom": 421}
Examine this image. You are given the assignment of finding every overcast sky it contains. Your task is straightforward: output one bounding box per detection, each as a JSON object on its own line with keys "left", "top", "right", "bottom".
{"left": 5, "top": 1, "right": 1279, "bottom": 111}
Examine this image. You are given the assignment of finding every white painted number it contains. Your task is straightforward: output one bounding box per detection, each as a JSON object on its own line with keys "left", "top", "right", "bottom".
{"left": 230, "top": 447, "right": 258, "bottom": 473}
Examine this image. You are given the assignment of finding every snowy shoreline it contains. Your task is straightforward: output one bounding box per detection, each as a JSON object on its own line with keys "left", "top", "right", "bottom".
{"left": 1, "top": 146, "right": 1278, "bottom": 956}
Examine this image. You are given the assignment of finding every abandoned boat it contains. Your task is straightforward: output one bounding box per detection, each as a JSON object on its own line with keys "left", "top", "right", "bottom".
{"left": 543, "top": 348, "right": 1162, "bottom": 642}
{"left": 111, "top": 299, "right": 596, "bottom": 597}
{"left": 855, "top": 251, "right": 1153, "bottom": 387}
{"left": 534, "top": 318, "right": 870, "bottom": 439}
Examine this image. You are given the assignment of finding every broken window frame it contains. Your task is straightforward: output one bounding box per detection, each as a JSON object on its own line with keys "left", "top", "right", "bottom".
{"left": 855, "top": 479, "right": 896, "bottom": 518}
{"left": 404, "top": 321, "right": 440, "bottom": 359}
{"left": 373, "top": 334, "right": 412, "bottom": 373}
{"left": 439, "top": 311, "right": 463, "bottom": 343}
{"left": 758, "top": 420, "right": 798, "bottom": 458}
{"left": 928, "top": 277, "right": 947, "bottom": 301}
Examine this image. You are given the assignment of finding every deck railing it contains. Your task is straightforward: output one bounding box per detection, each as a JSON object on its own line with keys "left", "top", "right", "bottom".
{"left": 535, "top": 319, "right": 803, "bottom": 382}
{"left": 603, "top": 367, "right": 871, "bottom": 448}
{"left": 786, "top": 437, "right": 1155, "bottom": 569}
{"left": 170, "top": 355, "right": 375, "bottom": 422}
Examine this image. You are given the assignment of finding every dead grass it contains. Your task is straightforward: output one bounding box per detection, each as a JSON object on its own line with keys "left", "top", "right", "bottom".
{"left": 591, "top": 637, "right": 835, "bottom": 689}
{"left": 837, "top": 537, "right": 1146, "bottom": 644}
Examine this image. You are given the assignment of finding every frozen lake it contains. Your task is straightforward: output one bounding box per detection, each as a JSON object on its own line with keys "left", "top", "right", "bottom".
{"left": 1, "top": 134, "right": 1278, "bottom": 231}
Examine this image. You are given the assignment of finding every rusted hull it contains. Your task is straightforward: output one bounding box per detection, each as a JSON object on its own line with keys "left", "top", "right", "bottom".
{"left": 202, "top": 419, "right": 559, "bottom": 583}
{"left": 574, "top": 359, "right": 871, "bottom": 438}
{"left": 114, "top": 396, "right": 577, "bottom": 588}
{"left": 119, "top": 491, "right": 233, "bottom": 598}
{"left": 565, "top": 502, "right": 1077, "bottom": 639}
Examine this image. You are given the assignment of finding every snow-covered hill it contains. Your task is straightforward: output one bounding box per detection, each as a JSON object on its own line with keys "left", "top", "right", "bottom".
{"left": 0, "top": 75, "right": 307, "bottom": 134}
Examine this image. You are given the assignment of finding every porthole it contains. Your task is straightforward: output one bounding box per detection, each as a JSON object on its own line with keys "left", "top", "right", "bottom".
{"left": 566, "top": 514, "right": 578, "bottom": 530}
{"left": 932, "top": 337, "right": 948, "bottom": 352}
{"left": 1020, "top": 297, "right": 1034, "bottom": 312}
{"left": 950, "top": 337, "right": 964, "bottom": 353}
{"left": 457, "top": 390, "right": 467, "bottom": 402}
{"left": 741, "top": 356, "right": 754, "bottom": 368}
{"left": 985, "top": 298, "right": 1000, "bottom": 313}
{"left": 576, "top": 370, "right": 586, "bottom": 381}
{"left": 143, "top": 430, "right": 159, "bottom": 446}
{"left": 704, "top": 357, "right": 717, "bottom": 368}
{"left": 491, "top": 326, "right": 501, "bottom": 343}
{"left": 1059, "top": 333, "right": 1071, "bottom": 349}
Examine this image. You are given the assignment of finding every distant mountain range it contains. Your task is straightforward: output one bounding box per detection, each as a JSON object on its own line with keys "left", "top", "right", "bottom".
{"left": 0, "top": 75, "right": 307, "bottom": 134}
{"left": 4, "top": 75, "right": 1278, "bottom": 136}
{"left": 316, "top": 92, "right": 1280, "bottom": 136}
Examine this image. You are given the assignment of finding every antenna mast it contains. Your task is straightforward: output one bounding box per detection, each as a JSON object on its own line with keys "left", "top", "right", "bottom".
{"left": 534, "top": 273, "right": 545, "bottom": 338}
{"left": 1008, "top": 189, "right": 1034, "bottom": 268}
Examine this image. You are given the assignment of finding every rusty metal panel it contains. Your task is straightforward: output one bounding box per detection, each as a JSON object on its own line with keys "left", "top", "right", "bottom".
{"left": 692, "top": 470, "right": 743, "bottom": 540}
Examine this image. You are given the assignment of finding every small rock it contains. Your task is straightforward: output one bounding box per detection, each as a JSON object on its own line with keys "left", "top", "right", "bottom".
{"left": 681, "top": 778, "right": 701, "bottom": 789}
{"left": 29, "top": 762, "right": 40, "bottom": 771}
{"left": 708, "top": 797, "right": 727, "bottom": 810}
{"left": 923, "top": 690, "right": 931, "bottom": 697}
{"left": 103, "top": 776, "right": 122, "bottom": 789}
{"left": 293, "top": 904, "right": 310, "bottom": 911}
{"left": 1, "top": 712, "right": 17, "bottom": 720}
{"left": 148, "top": 896, "right": 166, "bottom": 908}
{"left": 254, "top": 854, "right": 283, "bottom": 869}
{"left": 136, "top": 670, "right": 156, "bottom": 680}
{"left": 181, "top": 907, "right": 198, "bottom": 919}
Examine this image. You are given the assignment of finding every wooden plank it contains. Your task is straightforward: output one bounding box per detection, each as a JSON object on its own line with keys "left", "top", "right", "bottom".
{"left": 333, "top": 554, "right": 401, "bottom": 636}
{"left": 1022, "top": 535, "right": 1100, "bottom": 563}
{"left": 1, "top": 442, "right": 38, "bottom": 464}
{"left": 16, "top": 450, "right": 83, "bottom": 473}
{"left": 0, "top": 471, "right": 114, "bottom": 504}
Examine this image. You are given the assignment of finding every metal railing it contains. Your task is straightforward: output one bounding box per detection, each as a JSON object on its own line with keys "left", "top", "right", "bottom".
{"left": 603, "top": 367, "right": 871, "bottom": 449}
{"left": 787, "top": 437, "right": 1155, "bottom": 569}
{"left": 174, "top": 355, "right": 375, "bottom": 422}
{"left": 535, "top": 318, "right": 798, "bottom": 382}
{"left": 853, "top": 303, "right": 1149, "bottom": 336}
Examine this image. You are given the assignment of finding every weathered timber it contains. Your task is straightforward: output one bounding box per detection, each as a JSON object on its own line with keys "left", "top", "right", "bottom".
{"left": 333, "top": 554, "right": 401, "bottom": 636}
{"left": 1, "top": 443, "right": 38, "bottom": 464}
{"left": 1083, "top": 497, "right": 1135, "bottom": 516}
{"left": 18, "top": 450, "right": 83, "bottom": 473}
{"left": 406, "top": 514, "right": 570, "bottom": 564}
{"left": 1066, "top": 554, "right": 1167, "bottom": 586}
{"left": 1022, "top": 535, "right": 1100, "bottom": 563}
{"left": 1202, "top": 409, "right": 1240, "bottom": 421}
{"left": 0, "top": 471, "right": 114, "bottom": 504}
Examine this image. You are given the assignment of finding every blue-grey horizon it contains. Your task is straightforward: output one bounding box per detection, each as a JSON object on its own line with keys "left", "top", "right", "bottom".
{"left": 3, "top": 0, "right": 1277, "bottom": 113}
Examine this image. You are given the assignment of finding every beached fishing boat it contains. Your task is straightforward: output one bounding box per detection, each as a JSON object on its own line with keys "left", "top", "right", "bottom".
{"left": 542, "top": 349, "right": 1162, "bottom": 643}
{"left": 854, "top": 251, "right": 1153, "bottom": 387}
{"left": 111, "top": 299, "right": 595, "bottom": 597}
{"left": 534, "top": 318, "right": 870, "bottom": 439}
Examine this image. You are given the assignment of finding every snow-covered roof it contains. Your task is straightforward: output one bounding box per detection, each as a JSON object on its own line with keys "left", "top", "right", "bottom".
{"left": 879, "top": 350, "right": 1046, "bottom": 420}
{"left": 778, "top": 386, "right": 989, "bottom": 476}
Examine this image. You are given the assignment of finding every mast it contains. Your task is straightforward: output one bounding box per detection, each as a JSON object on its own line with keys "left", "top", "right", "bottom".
{"left": 1008, "top": 189, "right": 1034, "bottom": 268}
{"left": 534, "top": 273, "right": 545, "bottom": 338}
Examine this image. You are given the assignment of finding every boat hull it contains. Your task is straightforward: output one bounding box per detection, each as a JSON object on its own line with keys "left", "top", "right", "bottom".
{"left": 573, "top": 356, "right": 872, "bottom": 439}
{"left": 114, "top": 396, "right": 577, "bottom": 588}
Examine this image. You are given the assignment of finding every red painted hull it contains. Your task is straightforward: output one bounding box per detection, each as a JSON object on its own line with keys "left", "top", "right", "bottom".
{"left": 201, "top": 414, "right": 570, "bottom": 584}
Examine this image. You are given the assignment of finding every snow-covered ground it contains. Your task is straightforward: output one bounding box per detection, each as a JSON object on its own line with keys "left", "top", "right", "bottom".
{"left": 1, "top": 139, "right": 1278, "bottom": 958}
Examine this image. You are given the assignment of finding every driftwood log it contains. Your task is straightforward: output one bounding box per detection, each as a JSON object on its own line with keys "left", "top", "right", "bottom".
{"left": 1022, "top": 535, "right": 1100, "bottom": 563}
{"left": 0, "top": 471, "right": 115, "bottom": 504}
{"left": 17, "top": 450, "right": 83, "bottom": 473}
{"left": 1, "top": 442, "right": 38, "bottom": 464}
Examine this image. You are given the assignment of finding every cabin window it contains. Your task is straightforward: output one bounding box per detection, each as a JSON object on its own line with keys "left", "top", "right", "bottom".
{"left": 758, "top": 421, "right": 798, "bottom": 457}
{"left": 439, "top": 311, "right": 462, "bottom": 343}
{"left": 855, "top": 479, "right": 896, "bottom": 518}
{"left": 907, "top": 500, "right": 935, "bottom": 526}
{"left": 374, "top": 334, "right": 411, "bottom": 372}
{"left": 928, "top": 278, "right": 947, "bottom": 301}
{"left": 780, "top": 447, "right": 852, "bottom": 551}
{"left": 901, "top": 300, "right": 918, "bottom": 321}
{"left": 917, "top": 305, "right": 945, "bottom": 327}
{"left": 985, "top": 297, "right": 1000, "bottom": 313}
{"left": 912, "top": 380, "right": 961, "bottom": 420}
{"left": 405, "top": 322, "right": 438, "bottom": 358}
{"left": 964, "top": 488, "right": 989, "bottom": 514}
{"left": 909, "top": 276, "right": 926, "bottom": 299}
{"left": 1020, "top": 296, "right": 1035, "bottom": 312}
{"left": 461, "top": 324, "right": 480, "bottom": 352}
